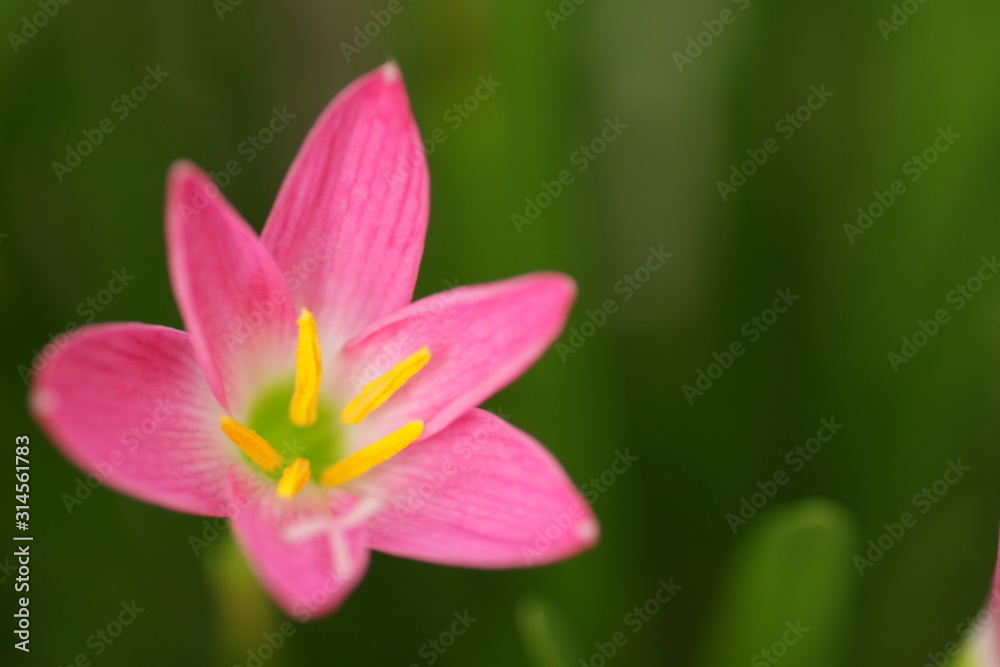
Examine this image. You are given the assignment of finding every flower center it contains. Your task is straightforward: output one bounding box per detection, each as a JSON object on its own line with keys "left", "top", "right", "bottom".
{"left": 218, "top": 307, "right": 429, "bottom": 500}
{"left": 245, "top": 379, "right": 341, "bottom": 474}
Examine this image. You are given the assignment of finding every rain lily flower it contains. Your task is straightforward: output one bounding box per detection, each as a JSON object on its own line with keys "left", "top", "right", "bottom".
{"left": 30, "top": 63, "right": 598, "bottom": 618}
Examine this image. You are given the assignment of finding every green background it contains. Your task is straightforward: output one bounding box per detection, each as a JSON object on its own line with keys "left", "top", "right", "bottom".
{"left": 2, "top": 1, "right": 1000, "bottom": 665}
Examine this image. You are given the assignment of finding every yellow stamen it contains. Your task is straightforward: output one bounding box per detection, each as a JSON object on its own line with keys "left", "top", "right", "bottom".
{"left": 220, "top": 415, "right": 282, "bottom": 473}
{"left": 340, "top": 347, "right": 431, "bottom": 425}
{"left": 276, "top": 457, "right": 311, "bottom": 499}
{"left": 290, "top": 307, "right": 322, "bottom": 427}
{"left": 321, "top": 421, "right": 424, "bottom": 487}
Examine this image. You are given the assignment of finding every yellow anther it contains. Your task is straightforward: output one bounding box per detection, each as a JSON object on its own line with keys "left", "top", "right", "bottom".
{"left": 340, "top": 347, "right": 431, "bottom": 425}
{"left": 276, "top": 457, "right": 311, "bottom": 499}
{"left": 290, "top": 307, "right": 322, "bottom": 427}
{"left": 321, "top": 421, "right": 424, "bottom": 487}
{"left": 220, "top": 415, "right": 282, "bottom": 473}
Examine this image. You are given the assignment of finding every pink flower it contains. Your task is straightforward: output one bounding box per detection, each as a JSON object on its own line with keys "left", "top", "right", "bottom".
{"left": 30, "top": 63, "right": 598, "bottom": 619}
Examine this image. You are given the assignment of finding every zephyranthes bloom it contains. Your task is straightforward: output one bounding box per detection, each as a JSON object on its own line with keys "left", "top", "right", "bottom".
{"left": 30, "top": 63, "right": 598, "bottom": 618}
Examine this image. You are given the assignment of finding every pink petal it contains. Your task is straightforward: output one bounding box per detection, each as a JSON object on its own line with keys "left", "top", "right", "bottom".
{"left": 166, "top": 161, "right": 298, "bottom": 415}
{"left": 360, "top": 409, "right": 598, "bottom": 568}
{"left": 30, "top": 323, "right": 234, "bottom": 516}
{"left": 227, "top": 468, "right": 370, "bottom": 620}
{"left": 337, "top": 273, "right": 575, "bottom": 439}
{"left": 260, "top": 63, "right": 429, "bottom": 352}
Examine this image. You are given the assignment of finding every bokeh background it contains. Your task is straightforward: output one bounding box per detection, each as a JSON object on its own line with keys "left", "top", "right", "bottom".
{"left": 3, "top": 1, "right": 1000, "bottom": 665}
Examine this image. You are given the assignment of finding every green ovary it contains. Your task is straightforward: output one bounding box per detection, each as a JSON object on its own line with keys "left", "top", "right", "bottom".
{"left": 244, "top": 380, "right": 342, "bottom": 482}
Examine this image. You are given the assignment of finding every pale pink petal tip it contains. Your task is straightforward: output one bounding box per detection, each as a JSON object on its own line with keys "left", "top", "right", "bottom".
{"left": 29, "top": 386, "right": 59, "bottom": 419}
{"left": 576, "top": 516, "right": 601, "bottom": 545}
{"left": 168, "top": 159, "right": 198, "bottom": 181}
{"left": 380, "top": 60, "right": 402, "bottom": 83}
{"left": 260, "top": 60, "right": 428, "bottom": 352}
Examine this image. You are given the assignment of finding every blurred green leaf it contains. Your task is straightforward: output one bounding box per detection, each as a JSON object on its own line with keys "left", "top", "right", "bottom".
{"left": 697, "top": 498, "right": 860, "bottom": 667}
{"left": 515, "top": 595, "right": 578, "bottom": 667}
{"left": 204, "top": 533, "right": 291, "bottom": 667}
